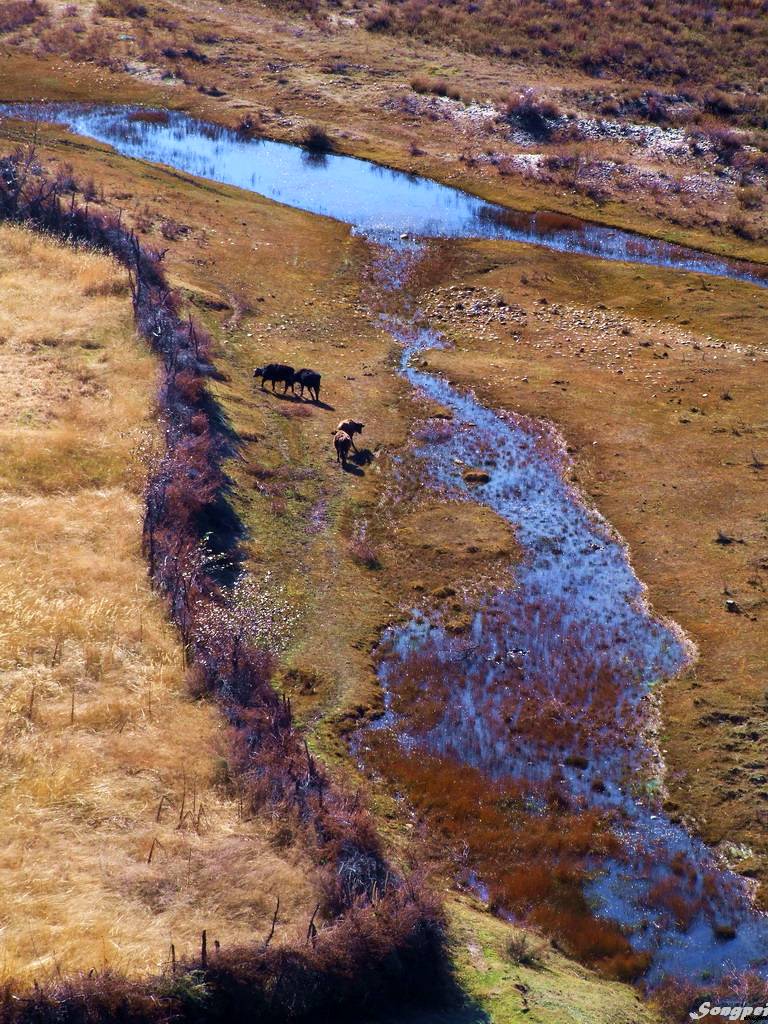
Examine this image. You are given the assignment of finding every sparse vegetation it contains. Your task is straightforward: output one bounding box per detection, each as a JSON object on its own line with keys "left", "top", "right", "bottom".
{"left": 0, "top": 0, "right": 767, "bottom": 1014}
{"left": 236, "top": 112, "right": 262, "bottom": 137}
{"left": 505, "top": 88, "right": 562, "bottom": 140}
{"left": 411, "top": 75, "right": 461, "bottom": 102}
{"left": 348, "top": 522, "right": 381, "bottom": 569}
{"left": 0, "top": 0, "right": 46, "bottom": 32}
{"left": 343, "top": 0, "right": 768, "bottom": 99}
{"left": 506, "top": 930, "right": 546, "bottom": 968}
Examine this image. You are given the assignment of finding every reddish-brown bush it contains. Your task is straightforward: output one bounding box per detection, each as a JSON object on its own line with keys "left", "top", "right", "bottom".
{"left": 266, "top": 0, "right": 768, "bottom": 111}
{"left": 0, "top": 0, "right": 46, "bottom": 33}
{"left": 302, "top": 124, "right": 334, "bottom": 153}
{"left": 505, "top": 89, "right": 562, "bottom": 139}
{"left": 411, "top": 76, "right": 461, "bottom": 101}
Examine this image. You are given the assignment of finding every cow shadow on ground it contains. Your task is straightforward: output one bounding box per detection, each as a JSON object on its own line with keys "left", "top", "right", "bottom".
{"left": 351, "top": 448, "right": 374, "bottom": 466}
{"left": 339, "top": 450, "right": 373, "bottom": 475}
{"left": 260, "top": 390, "right": 335, "bottom": 412}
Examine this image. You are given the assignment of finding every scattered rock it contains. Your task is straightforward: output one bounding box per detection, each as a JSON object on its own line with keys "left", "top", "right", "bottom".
{"left": 713, "top": 922, "right": 737, "bottom": 941}
{"left": 463, "top": 469, "right": 491, "bottom": 484}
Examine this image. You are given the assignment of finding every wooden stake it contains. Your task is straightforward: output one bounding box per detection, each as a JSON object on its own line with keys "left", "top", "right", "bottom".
{"left": 177, "top": 774, "right": 187, "bottom": 829}
{"left": 200, "top": 930, "right": 207, "bottom": 969}
{"left": 265, "top": 896, "right": 280, "bottom": 948}
{"left": 156, "top": 794, "right": 167, "bottom": 823}
{"left": 306, "top": 903, "right": 320, "bottom": 947}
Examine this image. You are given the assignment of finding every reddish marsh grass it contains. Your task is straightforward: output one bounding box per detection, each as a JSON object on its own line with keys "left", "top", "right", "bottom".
{"left": 0, "top": 0, "right": 46, "bottom": 33}
{"left": 358, "top": 243, "right": 768, "bottom": 989}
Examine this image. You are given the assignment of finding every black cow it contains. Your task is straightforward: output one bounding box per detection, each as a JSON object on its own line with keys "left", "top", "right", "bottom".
{"left": 293, "top": 368, "right": 322, "bottom": 402}
{"left": 254, "top": 363, "right": 295, "bottom": 393}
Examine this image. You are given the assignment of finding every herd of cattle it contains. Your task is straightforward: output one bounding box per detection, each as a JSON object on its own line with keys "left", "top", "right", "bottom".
{"left": 253, "top": 363, "right": 365, "bottom": 468}
{"left": 254, "top": 362, "right": 321, "bottom": 402}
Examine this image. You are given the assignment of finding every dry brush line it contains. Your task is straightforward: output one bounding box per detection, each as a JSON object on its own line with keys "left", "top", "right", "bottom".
{"left": 0, "top": 146, "right": 446, "bottom": 1022}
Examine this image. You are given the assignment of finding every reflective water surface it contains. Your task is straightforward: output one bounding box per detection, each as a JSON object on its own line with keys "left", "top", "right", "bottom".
{"left": 373, "top": 291, "right": 768, "bottom": 984}
{"left": 2, "top": 102, "right": 768, "bottom": 287}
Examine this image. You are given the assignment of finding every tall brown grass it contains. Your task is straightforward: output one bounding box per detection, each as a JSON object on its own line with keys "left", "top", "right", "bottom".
{"left": 272, "top": 0, "right": 768, "bottom": 107}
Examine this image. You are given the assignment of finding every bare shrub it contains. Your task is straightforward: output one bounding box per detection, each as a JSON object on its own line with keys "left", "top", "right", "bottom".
{"left": 727, "top": 211, "right": 759, "bottom": 241}
{"left": 506, "top": 88, "right": 562, "bottom": 139}
{"left": 159, "top": 217, "right": 189, "bottom": 240}
{"left": 738, "top": 186, "right": 763, "bottom": 211}
{"left": 365, "top": 4, "right": 392, "bottom": 30}
{"left": 705, "top": 90, "right": 742, "bottom": 117}
{"left": 302, "top": 124, "right": 334, "bottom": 152}
{"left": 0, "top": 0, "right": 46, "bottom": 32}
{"left": 348, "top": 523, "right": 381, "bottom": 569}
{"left": 411, "top": 75, "right": 460, "bottom": 100}
{"left": 506, "top": 931, "right": 546, "bottom": 967}
{"left": 237, "top": 112, "right": 262, "bottom": 137}
{"left": 708, "top": 126, "right": 747, "bottom": 165}
{"left": 97, "top": 0, "right": 147, "bottom": 16}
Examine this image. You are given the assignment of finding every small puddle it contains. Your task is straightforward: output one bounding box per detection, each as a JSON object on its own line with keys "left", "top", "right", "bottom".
{"left": 6, "top": 102, "right": 766, "bottom": 985}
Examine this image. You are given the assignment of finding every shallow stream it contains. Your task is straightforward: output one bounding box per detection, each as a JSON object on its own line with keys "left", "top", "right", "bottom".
{"left": 6, "top": 102, "right": 767, "bottom": 984}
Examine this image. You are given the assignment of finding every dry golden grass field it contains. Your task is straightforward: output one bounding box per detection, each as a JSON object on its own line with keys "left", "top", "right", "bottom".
{"left": 0, "top": 225, "right": 315, "bottom": 984}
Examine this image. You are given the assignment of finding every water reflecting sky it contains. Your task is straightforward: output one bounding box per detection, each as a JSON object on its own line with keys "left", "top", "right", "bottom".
{"left": 2, "top": 103, "right": 767, "bottom": 287}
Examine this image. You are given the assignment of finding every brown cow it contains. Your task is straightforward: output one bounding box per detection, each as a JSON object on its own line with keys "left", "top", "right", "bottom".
{"left": 334, "top": 419, "right": 364, "bottom": 452}
{"left": 334, "top": 430, "right": 352, "bottom": 467}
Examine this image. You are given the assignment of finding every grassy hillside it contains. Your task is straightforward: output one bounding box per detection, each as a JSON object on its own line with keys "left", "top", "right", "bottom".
{"left": 0, "top": 225, "right": 315, "bottom": 983}
{"left": 3, "top": 2, "right": 768, "bottom": 260}
{"left": 287, "top": 0, "right": 768, "bottom": 98}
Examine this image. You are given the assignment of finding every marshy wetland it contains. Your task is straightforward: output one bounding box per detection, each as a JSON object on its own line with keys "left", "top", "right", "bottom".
{"left": 14, "top": 100, "right": 767, "bottom": 984}
{"left": 1, "top": 12, "right": 768, "bottom": 1019}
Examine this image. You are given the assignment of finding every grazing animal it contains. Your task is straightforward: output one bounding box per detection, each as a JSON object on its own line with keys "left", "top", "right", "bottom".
{"left": 334, "top": 430, "right": 352, "bottom": 467}
{"left": 292, "top": 367, "right": 322, "bottom": 402}
{"left": 334, "top": 419, "right": 364, "bottom": 452}
{"left": 253, "top": 363, "right": 295, "bottom": 393}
